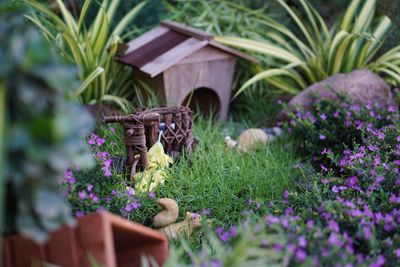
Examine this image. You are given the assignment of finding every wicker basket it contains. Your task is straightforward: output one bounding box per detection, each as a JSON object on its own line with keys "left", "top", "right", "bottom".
{"left": 104, "top": 107, "right": 197, "bottom": 178}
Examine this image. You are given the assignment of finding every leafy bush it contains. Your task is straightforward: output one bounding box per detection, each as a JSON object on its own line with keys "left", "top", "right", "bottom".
{"left": 287, "top": 94, "right": 397, "bottom": 170}
{"left": 63, "top": 127, "right": 160, "bottom": 225}
{"left": 216, "top": 0, "right": 400, "bottom": 96}
{"left": 166, "top": 98, "right": 400, "bottom": 266}
{"left": 2, "top": 2, "right": 94, "bottom": 242}
{"left": 26, "top": 0, "right": 146, "bottom": 112}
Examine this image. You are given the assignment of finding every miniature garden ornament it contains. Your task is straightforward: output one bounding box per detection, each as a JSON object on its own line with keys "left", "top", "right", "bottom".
{"left": 134, "top": 131, "right": 173, "bottom": 192}
{"left": 157, "top": 212, "right": 202, "bottom": 241}
{"left": 153, "top": 198, "right": 202, "bottom": 240}
{"left": 237, "top": 128, "right": 269, "bottom": 152}
{"left": 153, "top": 198, "right": 179, "bottom": 228}
{"left": 116, "top": 21, "right": 258, "bottom": 121}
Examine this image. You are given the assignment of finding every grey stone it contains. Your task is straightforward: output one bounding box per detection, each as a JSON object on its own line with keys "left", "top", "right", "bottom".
{"left": 288, "top": 69, "right": 397, "bottom": 109}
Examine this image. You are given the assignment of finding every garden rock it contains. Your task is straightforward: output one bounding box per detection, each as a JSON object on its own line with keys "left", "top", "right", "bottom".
{"left": 286, "top": 69, "right": 397, "bottom": 114}
{"left": 237, "top": 128, "right": 269, "bottom": 152}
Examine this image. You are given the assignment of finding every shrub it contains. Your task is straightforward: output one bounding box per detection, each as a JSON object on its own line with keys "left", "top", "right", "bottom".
{"left": 287, "top": 94, "right": 396, "bottom": 170}
{"left": 2, "top": 2, "right": 94, "bottom": 242}
{"left": 25, "top": 0, "right": 147, "bottom": 112}
{"left": 216, "top": 0, "right": 400, "bottom": 96}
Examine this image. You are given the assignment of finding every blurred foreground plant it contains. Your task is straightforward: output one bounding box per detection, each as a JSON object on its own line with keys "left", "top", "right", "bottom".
{"left": 1, "top": 1, "right": 94, "bottom": 242}
{"left": 26, "top": 0, "right": 147, "bottom": 112}
{"left": 217, "top": 0, "right": 400, "bottom": 96}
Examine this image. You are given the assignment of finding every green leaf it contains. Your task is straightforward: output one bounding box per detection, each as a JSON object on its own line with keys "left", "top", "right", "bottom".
{"left": 235, "top": 68, "right": 300, "bottom": 98}
{"left": 55, "top": 0, "right": 78, "bottom": 37}
{"left": 341, "top": 0, "right": 361, "bottom": 31}
{"left": 110, "top": 1, "right": 148, "bottom": 40}
{"left": 77, "top": 0, "right": 93, "bottom": 33}
{"left": 75, "top": 67, "right": 104, "bottom": 97}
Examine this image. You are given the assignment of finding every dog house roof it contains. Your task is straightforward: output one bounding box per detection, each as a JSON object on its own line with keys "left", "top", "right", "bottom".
{"left": 116, "top": 21, "right": 258, "bottom": 78}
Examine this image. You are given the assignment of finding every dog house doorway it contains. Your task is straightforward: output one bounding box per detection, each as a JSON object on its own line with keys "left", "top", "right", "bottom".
{"left": 182, "top": 88, "right": 221, "bottom": 118}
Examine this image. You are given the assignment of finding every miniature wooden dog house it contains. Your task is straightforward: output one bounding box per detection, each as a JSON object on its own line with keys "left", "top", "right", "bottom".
{"left": 117, "top": 21, "right": 257, "bottom": 121}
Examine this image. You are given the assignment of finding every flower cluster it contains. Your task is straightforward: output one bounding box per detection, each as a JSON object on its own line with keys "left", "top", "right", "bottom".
{"left": 181, "top": 98, "right": 400, "bottom": 266}
{"left": 62, "top": 128, "right": 159, "bottom": 222}
{"left": 263, "top": 101, "right": 400, "bottom": 265}
{"left": 87, "top": 133, "right": 112, "bottom": 177}
{"left": 288, "top": 96, "right": 394, "bottom": 171}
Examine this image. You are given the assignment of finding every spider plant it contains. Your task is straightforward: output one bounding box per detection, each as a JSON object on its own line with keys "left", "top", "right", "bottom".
{"left": 216, "top": 0, "right": 400, "bottom": 97}
{"left": 25, "top": 0, "right": 147, "bottom": 112}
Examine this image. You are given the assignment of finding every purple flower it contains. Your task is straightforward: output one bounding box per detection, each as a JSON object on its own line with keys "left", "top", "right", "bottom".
{"left": 78, "top": 191, "right": 87, "bottom": 200}
{"left": 388, "top": 105, "right": 397, "bottom": 112}
{"left": 375, "top": 175, "right": 385, "bottom": 183}
{"left": 319, "top": 113, "right": 327, "bottom": 120}
{"left": 211, "top": 259, "right": 221, "bottom": 267}
{"left": 76, "top": 211, "right": 85, "bottom": 218}
{"left": 395, "top": 249, "right": 400, "bottom": 258}
{"left": 219, "top": 231, "right": 230, "bottom": 242}
{"left": 306, "top": 220, "right": 314, "bottom": 230}
{"left": 248, "top": 196, "right": 253, "bottom": 205}
{"left": 200, "top": 208, "right": 211, "bottom": 216}
{"left": 332, "top": 186, "right": 339, "bottom": 193}
{"left": 96, "top": 137, "right": 105, "bottom": 146}
{"left": 298, "top": 235, "right": 307, "bottom": 247}
{"left": 319, "top": 134, "right": 326, "bottom": 140}
{"left": 215, "top": 227, "right": 224, "bottom": 235}
{"left": 148, "top": 191, "right": 156, "bottom": 198}
{"left": 87, "top": 184, "right": 93, "bottom": 192}
{"left": 363, "top": 226, "right": 372, "bottom": 240}
{"left": 90, "top": 193, "right": 99, "bottom": 203}
{"left": 328, "top": 233, "right": 343, "bottom": 247}
{"left": 64, "top": 170, "right": 76, "bottom": 184}
{"left": 228, "top": 226, "right": 238, "bottom": 237}
{"left": 295, "top": 249, "right": 307, "bottom": 262}
{"left": 102, "top": 158, "right": 112, "bottom": 177}
{"left": 283, "top": 190, "right": 289, "bottom": 199}
{"left": 369, "top": 255, "right": 385, "bottom": 267}
{"left": 328, "top": 220, "right": 340, "bottom": 232}
{"left": 320, "top": 164, "right": 328, "bottom": 172}
{"left": 273, "top": 243, "right": 283, "bottom": 251}
{"left": 126, "top": 187, "right": 135, "bottom": 197}
{"left": 123, "top": 201, "right": 140, "bottom": 213}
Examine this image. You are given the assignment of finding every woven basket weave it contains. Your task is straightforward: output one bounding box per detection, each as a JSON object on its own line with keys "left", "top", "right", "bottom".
{"left": 104, "top": 107, "right": 196, "bottom": 178}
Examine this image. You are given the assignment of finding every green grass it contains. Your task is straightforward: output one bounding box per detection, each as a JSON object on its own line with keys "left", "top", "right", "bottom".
{"left": 92, "top": 117, "right": 303, "bottom": 229}
{"left": 157, "top": 118, "right": 302, "bottom": 226}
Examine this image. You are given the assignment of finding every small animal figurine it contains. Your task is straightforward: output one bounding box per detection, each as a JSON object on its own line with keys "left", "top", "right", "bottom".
{"left": 153, "top": 198, "right": 179, "bottom": 228}
{"left": 237, "top": 128, "right": 269, "bottom": 152}
{"left": 157, "top": 212, "right": 202, "bottom": 240}
{"left": 153, "top": 198, "right": 201, "bottom": 240}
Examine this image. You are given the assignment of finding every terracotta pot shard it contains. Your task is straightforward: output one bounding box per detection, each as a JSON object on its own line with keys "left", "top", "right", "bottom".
{"left": 3, "top": 211, "right": 169, "bottom": 267}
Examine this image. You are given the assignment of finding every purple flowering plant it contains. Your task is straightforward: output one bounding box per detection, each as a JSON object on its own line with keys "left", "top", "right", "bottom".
{"left": 288, "top": 94, "right": 394, "bottom": 171}
{"left": 168, "top": 98, "right": 400, "bottom": 266}
{"left": 61, "top": 126, "right": 160, "bottom": 224}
